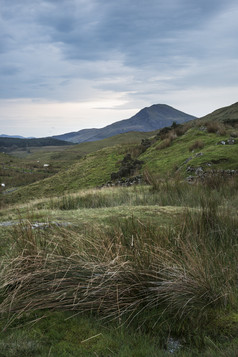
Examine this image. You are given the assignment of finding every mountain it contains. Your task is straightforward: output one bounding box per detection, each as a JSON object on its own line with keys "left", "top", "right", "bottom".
{"left": 53, "top": 104, "right": 196, "bottom": 143}
{"left": 198, "top": 102, "right": 238, "bottom": 124}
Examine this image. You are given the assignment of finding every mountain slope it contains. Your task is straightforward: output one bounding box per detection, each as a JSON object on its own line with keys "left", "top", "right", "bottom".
{"left": 53, "top": 104, "right": 196, "bottom": 143}
{"left": 198, "top": 102, "right": 238, "bottom": 123}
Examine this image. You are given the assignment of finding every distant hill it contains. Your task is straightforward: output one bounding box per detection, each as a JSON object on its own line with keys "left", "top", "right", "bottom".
{"left": 53, "top": 104, "right": 196, "bottom": 143}
{"left": 0, "top": 137, "right": 73, "bottom": 149}
{"left": 198, "top": 102, "right": 238, "bottom": 124}
{"left": 0, "top": 134, "right": 35, "bottom": 139}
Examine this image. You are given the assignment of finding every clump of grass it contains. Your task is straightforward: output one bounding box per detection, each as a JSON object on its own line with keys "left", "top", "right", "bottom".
{"left": 189, "top": 140, "right": 204, "bottom": 152}
{"left": 206, "top": 122, "right": 226, "bottom": 135}
{"left": 156, "top": 131, "right": 177, "bottom": 150}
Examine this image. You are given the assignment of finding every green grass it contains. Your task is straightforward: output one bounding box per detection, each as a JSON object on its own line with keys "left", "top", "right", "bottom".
{"left": 140, "top": 127, "right": 238, "bottom": 176}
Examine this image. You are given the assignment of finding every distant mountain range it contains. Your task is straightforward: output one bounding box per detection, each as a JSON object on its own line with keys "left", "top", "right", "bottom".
{"left": 53, "top": 104, "right": 196, "bottom": 143}
{"left": 0, "top": 134, "right": 35, "bottom": 139}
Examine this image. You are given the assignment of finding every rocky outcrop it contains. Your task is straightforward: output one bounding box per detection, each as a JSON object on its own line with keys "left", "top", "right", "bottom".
{"left": 98, "top": 175, "right": 143, "bottom": 189}
{"left": 111, "top": 154, "right": 144, "bottom": 181}
{"left": 186, "top": 167, "right": 238, "bottom": 183}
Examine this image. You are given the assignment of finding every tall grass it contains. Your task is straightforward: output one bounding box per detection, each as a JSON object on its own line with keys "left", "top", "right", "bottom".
{"left": 0, "top": 192, "right": 237, "bottom": 335}
{"left": 31, "top": 173, "right": 238, "bottom": 212}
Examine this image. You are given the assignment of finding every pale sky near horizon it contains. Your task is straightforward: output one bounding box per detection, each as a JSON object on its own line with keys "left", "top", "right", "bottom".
{"left": 0, "top": 0, "right": 238, "bottom": 137}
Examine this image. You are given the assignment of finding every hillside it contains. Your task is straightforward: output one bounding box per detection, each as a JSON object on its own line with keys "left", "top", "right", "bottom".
{"left": 198, "top": 101, "right": 238, "bottom": 124}
{"left": 53, "top": 104, "right": 196, "bottom": 143}
{"left": 3, "top": 121, "right": 237, "bottom": 205}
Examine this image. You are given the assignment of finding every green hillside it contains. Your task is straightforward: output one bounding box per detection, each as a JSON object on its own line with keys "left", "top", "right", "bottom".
{"left": 2, "top": 119, "right": 237, "bottom": 205}
{"left": 141, "top": 126, "right": 238, "bottom": 177}
{"left": 198, "top": 101, "right": 238, "bottom": 124}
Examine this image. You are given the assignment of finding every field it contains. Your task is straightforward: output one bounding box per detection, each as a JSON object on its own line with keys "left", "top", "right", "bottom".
{"left": 0, "top": 117, "right": 238, "bottom": 356}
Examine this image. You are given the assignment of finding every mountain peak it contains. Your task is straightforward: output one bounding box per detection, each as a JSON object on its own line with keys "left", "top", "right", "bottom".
{"left": 54, "top": 104, "right": 196, "bottom": 143}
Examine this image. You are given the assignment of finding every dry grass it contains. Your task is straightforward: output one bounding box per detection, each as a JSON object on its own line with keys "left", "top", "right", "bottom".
{"left": 206, "top": 122, "right": 226, "bottom": 135}
{"left": 189, "top": 140, "right": 204, "bottom": 152}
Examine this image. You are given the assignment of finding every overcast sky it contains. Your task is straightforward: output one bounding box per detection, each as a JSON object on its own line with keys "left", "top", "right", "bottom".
{"left": 0, "top": 0, "right": 238, "bottom": 137}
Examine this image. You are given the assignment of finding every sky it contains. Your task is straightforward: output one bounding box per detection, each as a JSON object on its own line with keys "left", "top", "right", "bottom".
{"left": 0, "top": 0, "right": 238, "bottom": 137}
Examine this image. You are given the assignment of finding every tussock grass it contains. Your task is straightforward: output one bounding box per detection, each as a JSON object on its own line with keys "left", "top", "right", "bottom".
{"left": 0, "top": 193, "right": 237, "bottom": 335}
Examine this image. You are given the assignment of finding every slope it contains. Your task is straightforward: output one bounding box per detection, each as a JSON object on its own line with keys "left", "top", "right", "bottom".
{"left": 198, "top": 101, "right": 238, "bottom": 124}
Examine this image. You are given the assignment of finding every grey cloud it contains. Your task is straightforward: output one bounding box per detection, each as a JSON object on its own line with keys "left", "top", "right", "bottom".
{"left": 0, "top": 65, "right": 20, "bottom": 76}
{"left": 0, "top": 0, "right": 237, "bottom": 104}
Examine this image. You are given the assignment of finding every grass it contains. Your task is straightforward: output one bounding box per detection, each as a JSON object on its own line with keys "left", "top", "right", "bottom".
{"left": 0, "top": 177, "right": 237, "bottom": 355}
{"left": 141, "top": 127, "right": 238, "bottom": 176}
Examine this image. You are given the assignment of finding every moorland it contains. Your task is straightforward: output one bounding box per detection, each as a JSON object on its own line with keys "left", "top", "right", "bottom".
{"left": 0, "top": 103, "right": 237, "bottom": 356}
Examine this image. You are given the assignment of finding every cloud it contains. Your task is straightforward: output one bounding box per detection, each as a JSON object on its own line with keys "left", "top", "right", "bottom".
{"left": 0, "top": 0, "right": 237, "bottom": 136}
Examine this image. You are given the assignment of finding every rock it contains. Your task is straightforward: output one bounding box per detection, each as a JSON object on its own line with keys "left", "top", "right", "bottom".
{"left": 195, "top": 167, "right": 204, "bottom": 176}
{"left": 99, "top": 175, "right": 143, "bottom": 189}
{"left": 186, "top": 166, "right": 195, "bottom": 173}
{"left": 110, "top": 154, "right": 144, "bottom": 181}
{"left": 184, "top": 157, "right": 193, "bottom": 164}
{"left": 186, "top": 175, "right": 196, "bottom": 183}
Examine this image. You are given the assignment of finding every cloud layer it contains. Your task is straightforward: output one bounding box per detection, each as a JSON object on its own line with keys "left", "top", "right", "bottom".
{"left": 0, "top": 0, "right": 238, "bottom": 136}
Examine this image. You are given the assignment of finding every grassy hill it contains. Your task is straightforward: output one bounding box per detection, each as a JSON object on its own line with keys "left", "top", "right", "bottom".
{"left": 141, "top": 126, "right": 238, "bottom": 177}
